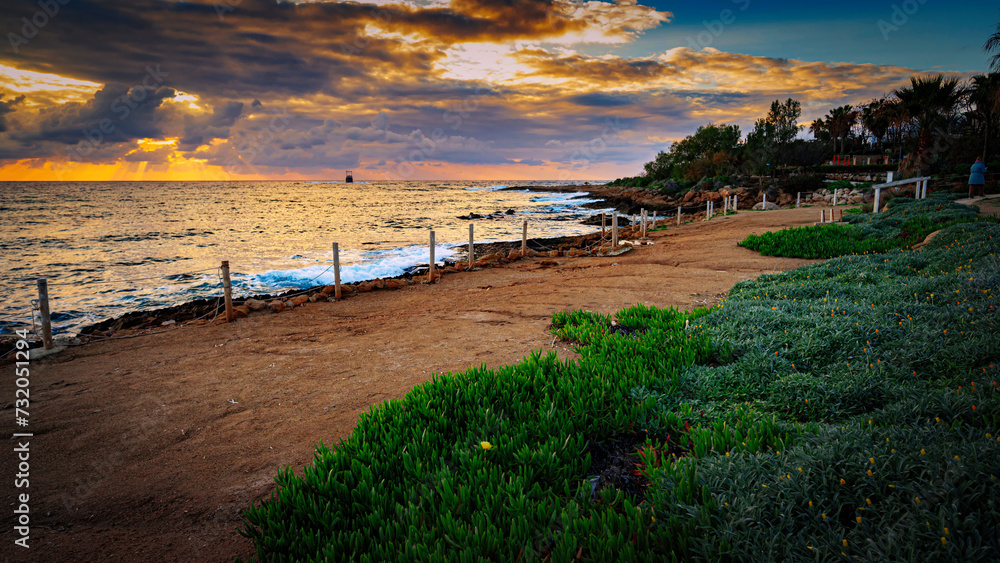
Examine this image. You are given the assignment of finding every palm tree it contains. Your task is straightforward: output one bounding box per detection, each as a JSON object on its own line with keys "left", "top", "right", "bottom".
{"left": 892, "top": 75, "right": 964, "bottom": 175}
{"left": 861, "top": 98, "right": 892, "bottom": 151}
{"left": 809, "top": 118, "right": 827, "bottom": 140}
{"left": 985, "top": 21, "right": 1000, "bottom": 71}
{"left": 824, "top": 105, "right": 858, "bottom": 155}
{"left": 969, "top": 73, "right": 1000, "bottom": 160}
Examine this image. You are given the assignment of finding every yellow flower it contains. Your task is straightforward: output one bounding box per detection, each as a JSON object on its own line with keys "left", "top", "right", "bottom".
{"left": 915, "top": 497, "right": 920, "bottom": 504}
{"left": 840, "top": 478, "right": 846, "bottom": 485}
{"left": 856, "top": 516, "right": 862, "bottom": 524}
{"left": 822, "top": 513, "right": 827, "bottom": 519}
{"left": 944, "top": 527, "right": 949, "bottom": 535}
{"left": 809, "top": 501, "right": 813, "bottom": 507}
{"left": 843, "top": 539, "right": 848, "bottom": 547}
{"left": 480, "top": 441, "right": 493, "bottom": 450}
{"left": 941, "top": 537, "right": 947, "bottom": 546}
{"left": 867, "top": 469, "right": 873, "bottom": 477}
{"left": 866, "top": 498, "right": 872, "bottom": 505}
{"left": 921, "top": 449, "right": 926, "bottom": 455}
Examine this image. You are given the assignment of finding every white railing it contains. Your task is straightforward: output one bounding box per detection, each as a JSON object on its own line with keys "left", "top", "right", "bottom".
{"left": 871, "top": 176, "right": 932, "bottom": 213}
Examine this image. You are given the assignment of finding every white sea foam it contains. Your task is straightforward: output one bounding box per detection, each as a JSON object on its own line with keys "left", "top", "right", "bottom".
{"left": 250, "top": 244, "right": 459, "bottom": 288}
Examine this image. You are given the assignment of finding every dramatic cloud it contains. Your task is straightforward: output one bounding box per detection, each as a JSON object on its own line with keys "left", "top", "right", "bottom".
{"left": 0, "top": 94, "right": 24, "bottom": 132}
{"left": 0, "top": 0, "right": 975, "bottom": 180}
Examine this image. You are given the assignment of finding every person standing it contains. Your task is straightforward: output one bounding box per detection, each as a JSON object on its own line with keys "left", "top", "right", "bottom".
{"left": 969, "top": 157, "right": 987, "bottom": 198}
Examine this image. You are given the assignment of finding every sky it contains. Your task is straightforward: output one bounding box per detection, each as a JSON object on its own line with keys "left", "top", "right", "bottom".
{"left": 0, "top": 0, "right": 996, "bottom": 182}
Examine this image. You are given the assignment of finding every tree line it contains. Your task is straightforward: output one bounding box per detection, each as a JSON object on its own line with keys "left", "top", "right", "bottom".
{"left": 616, "top": 24, "right": 1000, "bottom": 190}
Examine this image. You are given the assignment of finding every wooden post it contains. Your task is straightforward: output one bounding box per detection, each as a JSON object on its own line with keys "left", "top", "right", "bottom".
{"left": 332, "top": 243, "right": 342, "bottom": 299}
{"left": 612, "top": 212, "right": 619, "bottom": 247}
{"left": 36, "top": 278, "right": 53, "bottom": 349}
{"left": 762, "top": 193, "right": 767, "bottom": 209}
{"left": 820, "top": 209, "right": 824, "bottom": 223}
{"left": 641, "top": 209, "right": 647, "bottom": 238}
{"left": 601, "top": 213, "right": 606, "bottom": 239}
{"left": 521, "top": 220, "right": 527, "bottom": 255}
{"left": 221, "top": 260, "right": 234, "bottom": 322}
{"left": 428, "top": 230, "right": 436, "bottom": 281}
{"left": 874, "top": 188, "right": 881, "bottom": 213}
{"left": 427, "top": 230, "right": 434, "bottom": 281}
{"left": 796, "top": 192, "right": 801, "bottom": 208}
{"left": 677, "top": 206, "right": 681, "bottom": 226}
{"left": 706, "top": 201, "right": 710, "bottom": 220}
{"left": 468, "top": 223, "right": 475, "bottom": 270}
{"left": 734, "top": 195, "right": 738, "bottom": 210}
{"left": 652, "top": 211, "right": 657, "bottom": 228}
{"left": 832, "top": 188, "right": 838, "bottom": 207}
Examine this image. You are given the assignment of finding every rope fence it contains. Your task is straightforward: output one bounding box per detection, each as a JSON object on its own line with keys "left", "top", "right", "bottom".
{"left": 12, "top": 174, "right": 983, "bottom": 355}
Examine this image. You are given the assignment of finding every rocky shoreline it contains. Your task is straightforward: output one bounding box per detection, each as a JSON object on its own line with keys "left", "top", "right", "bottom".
{"left": 507, "top": 182, "right": 883, "bottom": 213}
{"left": 0, "top": 181, "right": 891, "bottom": 358}
{"left": 1, "top": 227, "right": 648, "bottom": 358}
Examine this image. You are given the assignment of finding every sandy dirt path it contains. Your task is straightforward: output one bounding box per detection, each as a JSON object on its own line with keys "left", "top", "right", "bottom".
{"left": 2, "top": 207, "right": 825, "bottom": 562}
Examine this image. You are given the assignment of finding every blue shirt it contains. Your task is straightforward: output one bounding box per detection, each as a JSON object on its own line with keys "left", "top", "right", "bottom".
{"left": 970, "top": 161, "right": 987, "bottom": 185}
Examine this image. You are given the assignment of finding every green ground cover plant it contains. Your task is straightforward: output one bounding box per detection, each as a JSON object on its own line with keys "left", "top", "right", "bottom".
{"left": 240, "top": 213, "right": 1000, "bottom": 562}
{"left": 739, "top": 196, "right": 996, "bottom": 259}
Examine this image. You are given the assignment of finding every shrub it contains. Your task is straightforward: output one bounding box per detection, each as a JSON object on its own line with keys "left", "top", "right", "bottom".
{"left": 740, "top": 196, "right": 996, "bottom": 259}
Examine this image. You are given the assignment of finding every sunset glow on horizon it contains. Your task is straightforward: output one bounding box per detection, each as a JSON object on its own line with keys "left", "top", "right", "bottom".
{"left": 0, "top": 0, "right": 995, "bottom": 181}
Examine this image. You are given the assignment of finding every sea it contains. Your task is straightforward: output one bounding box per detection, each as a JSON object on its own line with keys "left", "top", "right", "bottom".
{"left": 0, "top": 180, "right": 610, "bottom": 338}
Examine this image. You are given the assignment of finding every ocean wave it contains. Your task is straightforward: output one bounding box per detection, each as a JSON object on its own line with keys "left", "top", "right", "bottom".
{"left": 247, "top": 244, "right": 459, "bottom": 289}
